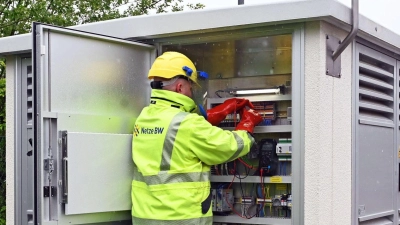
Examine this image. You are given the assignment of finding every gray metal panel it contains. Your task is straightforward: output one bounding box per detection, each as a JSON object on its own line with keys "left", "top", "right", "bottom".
{"left": 358, "top": 125, "right": 394, "bottom": 214}
{"left": 398, "top": 60, "right": 400, "bottom": 225}
{"left": 0, "top": 34, "right": 31, "bottom": 55}
{"left": 353, "top": 39, "right": 358, "bottom": 225}
{"left": 291, "top": 24, "right": 305, "bottom": 225}
{"left": 56, "top": 113, "right": 136, "bottom": 134}
{"left": 13, "top": 56, "right": 22, "bottom": 225}
{"left": 65, "top": 132, "right": 133, "bottom": 215}
{"left": 20, "top": 57, "right": 35, "bottom": 225}
{"left": 11, "top": 55, "right": 22, "bottom": 225}
{"left": 34, "top": 24, "right": 155, "bottom": 224}
{"left": 48, "top": 31, "right": 151, "bottom": 116}
{"left": 356, "top": 43, "right": 397, "bottom": 224}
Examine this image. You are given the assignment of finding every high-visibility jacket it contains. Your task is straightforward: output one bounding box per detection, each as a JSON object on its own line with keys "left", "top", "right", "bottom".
{"left": 131, "top": 89, "right": 255, "bottom": 225}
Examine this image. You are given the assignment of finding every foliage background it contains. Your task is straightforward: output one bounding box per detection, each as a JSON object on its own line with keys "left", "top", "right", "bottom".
{"left": 0, "top": 0, "right": 204, "bottom": 223}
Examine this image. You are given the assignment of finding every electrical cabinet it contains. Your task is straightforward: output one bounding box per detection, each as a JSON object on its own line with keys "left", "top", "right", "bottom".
{"left": 7, "top": 15, "right": 303, "bottom": 225}
{"left": 5, "top": 1, "right": 400, "bottom": 225}
{"left": 163, "top": 34, "right": 294, "bottom": 225}
{"left": 208, "top": 95, "right": 292, "bottom": 225}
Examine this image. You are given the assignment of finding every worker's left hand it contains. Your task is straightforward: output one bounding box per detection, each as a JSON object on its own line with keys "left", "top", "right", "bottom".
{"left": 234, "top": 108, "right": 263, "bottom": 134}
{"left": 206, "top": 98, "right": 254, "bottom": 126}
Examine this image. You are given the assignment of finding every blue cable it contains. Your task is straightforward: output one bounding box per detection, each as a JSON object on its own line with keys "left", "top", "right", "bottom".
{"left": 283, "top": 162, "right": 286, "bottom": 176}
{"left": 257, "top": 184, "right": 263, "bottom": 198}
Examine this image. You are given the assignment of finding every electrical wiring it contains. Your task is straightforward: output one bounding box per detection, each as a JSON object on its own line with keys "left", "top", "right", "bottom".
{"left": 262, "top": 205, "right": 266, "bottom": 217}
{"left": 238, "top": 158, "right": 257, "bottom": 170}
{"left": 229, "top": 167, "right": 235, "bottom": 175}
{"left": 234, "top": 168, "right": 266, "bottom": 219}
{"left": 283, "top": 162, "right": 286, "bottom": 176}
{"left": 240, "top": 157, "right": 258, "bottom": 168}
{"left": 270, "top": 201, "right": 273, "bottom": 215}
{"left": 234, "top": 163, "right": 250, "bottom": 179}
{"left": 223, "top": 159, "right": 259, "bottom": 219}
{"left": 215, "top": 90, "right": 224, "bottom": 98}
{"left": 227, "top": 160, "right": 237, "bottom": 189}
{"left": 240, "top": 169, "right": 266, "bottom": 219}
{"left": 279, "top": 161, "right": 288, "bottom": 176}
{"left": 221, "top": 155, "right": 285, "bottom": 219}
{"left": 256, "top": 184, "right": 265, "bottom": 217}
{"left": 266, "top": 185, "right": 270, "bottom": 198}
{"left": 236, "top": 162, "right": 249, "bottom": 217}
{"left": 214, "top": 165, "right": 220, "bottom": 175}
{"left": 215, "top": 90, "right": 235, "bottom": 98}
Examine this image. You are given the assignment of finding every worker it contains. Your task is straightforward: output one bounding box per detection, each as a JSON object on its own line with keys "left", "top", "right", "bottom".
{"left": 131, "top": 51, "right": 263, "bottom": 225}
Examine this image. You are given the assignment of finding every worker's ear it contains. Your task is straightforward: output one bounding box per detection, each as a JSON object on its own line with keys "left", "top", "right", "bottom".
{"left": 176, "top": 80, "right": 184, "bottom": 94}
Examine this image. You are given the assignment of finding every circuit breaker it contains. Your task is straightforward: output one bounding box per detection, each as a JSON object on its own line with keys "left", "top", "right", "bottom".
{"left": 212, "top": 189, "right": 234, "bottom": 213}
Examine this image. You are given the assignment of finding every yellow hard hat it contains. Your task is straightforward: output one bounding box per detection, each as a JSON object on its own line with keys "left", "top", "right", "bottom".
{"left": 148, "top": 52, "right": 199, "bottom": 86}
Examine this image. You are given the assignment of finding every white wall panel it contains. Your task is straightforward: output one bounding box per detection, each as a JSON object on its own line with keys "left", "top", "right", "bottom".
{"left": 304, "top": 21, "right": 352, "bottom": 225}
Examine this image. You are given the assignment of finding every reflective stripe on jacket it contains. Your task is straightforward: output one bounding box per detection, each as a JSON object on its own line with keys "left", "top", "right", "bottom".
{"left": 131, "top": 89, "right": 254, "bottom": 224}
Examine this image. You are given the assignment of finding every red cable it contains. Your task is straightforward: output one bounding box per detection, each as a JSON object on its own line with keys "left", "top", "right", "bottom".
{"left": 222, "top": 161, "right": 267, "bottom": 219}
{"left": 238, "top": 158, "right": 255, "bottom": 169}
{"left": 214, "top": 165, "right": 220, "bottom": 175}
{"left": 224, "top": 160, "right": 248, "bottom": 218}
{"left": 227, "top": 160, "right": 236, "bottom": 189}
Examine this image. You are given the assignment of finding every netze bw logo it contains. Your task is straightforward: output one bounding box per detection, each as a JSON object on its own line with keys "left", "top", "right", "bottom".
{"left": 134, "top": 124, "right": 164, "bottom": 137}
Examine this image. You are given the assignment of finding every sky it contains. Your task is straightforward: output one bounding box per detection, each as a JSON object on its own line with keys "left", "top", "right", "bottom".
{"left": 194, "top": 0, "right": 400, "bottom": 35}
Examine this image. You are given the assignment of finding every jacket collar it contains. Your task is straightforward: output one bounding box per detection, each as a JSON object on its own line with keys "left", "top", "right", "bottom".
{"left": 150, "top": 89, "right": 197, "bottom": 113}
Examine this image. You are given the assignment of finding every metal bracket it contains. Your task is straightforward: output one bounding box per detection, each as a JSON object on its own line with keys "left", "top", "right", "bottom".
{"left": 44, "top": 159, "right": 54, "bottom": 171}
{"left": 43, "top": 186, "right": 57, "bottom": 197}
{"left": 60, "top": 131, "right": 68, "bottom": 203}
{"left": 326, "top": 35, "right": 342, "bottom": 78}
{"left": 358, "top": 205, "right": 365, "bottom": 216}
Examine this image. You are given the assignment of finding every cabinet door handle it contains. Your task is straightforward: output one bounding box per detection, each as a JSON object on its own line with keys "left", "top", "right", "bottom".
{"left": 63, "top": 157, "right": 68, "bottom": 202}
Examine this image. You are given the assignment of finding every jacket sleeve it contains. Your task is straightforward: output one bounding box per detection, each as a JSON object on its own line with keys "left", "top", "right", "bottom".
{"left": 185, "top": 113, "right": 255, "bottom": 166}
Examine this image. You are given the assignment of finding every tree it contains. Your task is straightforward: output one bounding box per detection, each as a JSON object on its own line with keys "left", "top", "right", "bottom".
{"left": 0, "top": 0, "right": 204, "bottom": 223}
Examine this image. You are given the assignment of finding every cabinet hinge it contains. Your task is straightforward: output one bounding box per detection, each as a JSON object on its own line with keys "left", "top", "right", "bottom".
{"left": 43, "top": 186, "right": 57, "bottom": 197}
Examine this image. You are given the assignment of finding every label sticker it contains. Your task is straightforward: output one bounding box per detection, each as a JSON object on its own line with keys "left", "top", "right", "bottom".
{"left": 270, "top": 176, "right": 282, "bottom": 183}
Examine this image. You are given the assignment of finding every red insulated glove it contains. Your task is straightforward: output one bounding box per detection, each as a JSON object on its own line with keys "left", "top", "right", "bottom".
{"left": 207, "top": 98, "right": 254, "bottom": 126}
{"left": 235, "top": 109, "right": 264, "bottom": 134}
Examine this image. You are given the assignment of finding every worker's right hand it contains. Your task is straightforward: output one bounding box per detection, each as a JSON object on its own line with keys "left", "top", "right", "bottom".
{"left": 206, "top": 98, "right": 254, "bottom": 126}
{"left": 234, "top": 109, "right": 263, "bottom": 134}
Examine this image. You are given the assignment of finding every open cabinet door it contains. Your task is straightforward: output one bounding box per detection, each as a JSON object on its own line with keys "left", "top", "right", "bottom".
{"left": 32, "top": 23, "right": 155, "bottom": 224}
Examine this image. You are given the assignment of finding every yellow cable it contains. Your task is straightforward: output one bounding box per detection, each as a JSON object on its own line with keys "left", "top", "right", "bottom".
{"left": 265, "top": 185, "right": 270, "bottom": 198}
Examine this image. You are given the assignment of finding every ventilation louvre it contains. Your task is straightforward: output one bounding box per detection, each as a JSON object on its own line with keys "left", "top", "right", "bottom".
{"left": 358, "top": 53, "right": 395, "bottom": 124}
{"left": 27, "top": 65, "right": 33, "bottom": 125}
